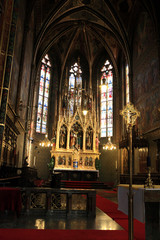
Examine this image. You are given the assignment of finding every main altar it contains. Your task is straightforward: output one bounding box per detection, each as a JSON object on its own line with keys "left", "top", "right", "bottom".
{"left": 50, "top": 60, "right": 100, "bottom": 181}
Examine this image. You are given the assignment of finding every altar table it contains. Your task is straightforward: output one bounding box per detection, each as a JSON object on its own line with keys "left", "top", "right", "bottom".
{"left": 54, "top": 169, "right": 99, "bottom": 181}
{"left": 118, "top": 184, "right": 145, "bottom": 222}
{"left": 118, "top": 184, "right": 160, "bottom": 224}
{"left": 0, "top": 187, "right": 22, "bottom": 215}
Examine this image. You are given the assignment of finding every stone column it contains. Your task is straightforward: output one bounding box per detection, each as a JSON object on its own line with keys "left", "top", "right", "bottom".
{"left": 83, "top": 130, "right": 86, "bottom": 151}
{"left": 56, "top": 125, "right": 60, "bottom": 149}
{"left": 67, "top": 129, "right": 70, "bottom": 149}
{"left": 93, "top": 131, "right": 96, "bottom": 152}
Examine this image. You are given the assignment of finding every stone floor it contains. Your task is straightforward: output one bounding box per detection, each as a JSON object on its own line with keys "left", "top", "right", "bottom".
{"left": 0, "top": 189, "right": 122, "bottom": 231}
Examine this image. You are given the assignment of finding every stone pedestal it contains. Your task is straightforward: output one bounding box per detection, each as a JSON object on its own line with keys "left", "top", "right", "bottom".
{"left": 51, "top": 172, "right": 61, "bottom": 188}
{"left": 144, "top": 189, "right": 160, "bottom": 240}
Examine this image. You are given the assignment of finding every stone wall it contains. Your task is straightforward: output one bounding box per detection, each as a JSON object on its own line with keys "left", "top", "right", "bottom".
{"left": 132, "top": 10, "right": 160, "bottom": 172}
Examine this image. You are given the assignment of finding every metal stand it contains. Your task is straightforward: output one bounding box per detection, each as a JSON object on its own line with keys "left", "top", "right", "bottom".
{"left": 128, "top": 126, "right": 134, "bottom": 240}
{"left": 144, "top": 167, "right": 154, "bottom": 188}
{"left": 120, "top": 102, "right": 140, "bottom": 240}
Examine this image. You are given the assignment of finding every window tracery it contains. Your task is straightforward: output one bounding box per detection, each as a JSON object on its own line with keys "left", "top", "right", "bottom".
{"left": 100, "top": 60, "right": 113, "bottom": 137}
{"left": 36, "top": 54, "right": 51, "bottom": 134}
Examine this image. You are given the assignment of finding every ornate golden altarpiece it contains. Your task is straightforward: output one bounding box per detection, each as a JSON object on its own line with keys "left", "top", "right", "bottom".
{"left": 50, "top": 60, "right": 100, "bottom": 179}
{"left": 51, "top": 109, "right": 100, "bottom": 173}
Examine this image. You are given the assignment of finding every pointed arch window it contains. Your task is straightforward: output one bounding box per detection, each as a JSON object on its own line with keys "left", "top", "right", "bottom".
{"left": 68, "top": 61, "right": 82, "bottom": 115}
{"left": 126, "top": 64, "right": 129, "bottom": 104}
{"left": 100, "top": 60, "right": 113, "bottom": 138}
{"left": 36, "top": 54, "right": 51, "bottom": 134}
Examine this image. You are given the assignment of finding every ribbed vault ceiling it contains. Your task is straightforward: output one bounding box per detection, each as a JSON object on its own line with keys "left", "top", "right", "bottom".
{"left": 32, "top": 0, "right": 136, "bottom": 68}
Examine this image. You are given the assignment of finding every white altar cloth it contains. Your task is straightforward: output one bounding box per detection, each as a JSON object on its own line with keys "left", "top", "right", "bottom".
{"left": 118, "top": 184, "right": 145, "bottom": 223}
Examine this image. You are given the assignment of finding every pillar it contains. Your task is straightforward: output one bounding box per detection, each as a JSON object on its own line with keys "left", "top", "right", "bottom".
{"left": 67, "top": 129, "right": 70, "bottom": 149}
{"left": 83, "top": 130, "right": 86, "bottom": 151}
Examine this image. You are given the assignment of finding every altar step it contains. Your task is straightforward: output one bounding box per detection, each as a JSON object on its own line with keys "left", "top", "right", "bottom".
{"left": 60, "top": 180, "right": 111, "bottom": 189}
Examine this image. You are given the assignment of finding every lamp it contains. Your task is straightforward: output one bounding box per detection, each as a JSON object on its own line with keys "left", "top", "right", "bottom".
{"left": 120, "top": 102, "right": 140, "bottom": 240}
{"left": 103, "top": 137, "right": 116, "bottom": 150}
{"left": 39, "top": 134, "right": 53, "bottom": 147}
{"left": 82, "top": 109, "right": 88, "bottom": 116}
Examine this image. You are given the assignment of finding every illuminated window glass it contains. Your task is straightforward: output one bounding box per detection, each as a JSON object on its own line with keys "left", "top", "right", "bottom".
{"left": 68, "top": 61, "right": 82, "bottom": 115}
{"left": 100, "top": 60, "right": 113, "bottom": 137}
{"left": 126, "top": 64, "right": 129, "bottom": 104}
{"left": 36, "top": 54, "right": 51, "bottom": 133}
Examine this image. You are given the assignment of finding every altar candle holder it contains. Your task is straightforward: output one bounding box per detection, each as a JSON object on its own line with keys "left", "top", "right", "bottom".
{"left": 144, "top": 166, "right": 154, "bottom": 188}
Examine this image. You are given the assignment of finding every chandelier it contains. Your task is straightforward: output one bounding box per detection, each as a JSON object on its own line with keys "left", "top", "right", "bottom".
{"left": 39, "top": 134, "right": 53, "bottom": 147}
{"left": 103, "top": 137, "right": 116, "bottom": 150}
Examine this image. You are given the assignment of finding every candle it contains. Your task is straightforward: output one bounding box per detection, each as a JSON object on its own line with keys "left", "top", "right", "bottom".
{"left": 115, "top": 160, "right": 117, "bottom": 169}
{"left": 34, "top": 156, "right": 36, "bottom": 166}
{"left": 147, "top": 156, "right": 151, "bottom": 167}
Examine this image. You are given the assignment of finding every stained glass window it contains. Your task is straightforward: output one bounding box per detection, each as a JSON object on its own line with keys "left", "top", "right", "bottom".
{"left": 126, "top": 64, "right": 129, "bottom": 104}
{"left": 36, "top": 54, "right": 51, "bottom": 133}
{"left": 100, "top": 60, "right": 113, "bottom": 137}
{"left": 68, "top": 61, "right": 82, "bottom": 115}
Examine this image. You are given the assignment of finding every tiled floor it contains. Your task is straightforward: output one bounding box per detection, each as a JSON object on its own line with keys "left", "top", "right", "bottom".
{"left": 0, "top": 189, "right": 123, "bottom": 231}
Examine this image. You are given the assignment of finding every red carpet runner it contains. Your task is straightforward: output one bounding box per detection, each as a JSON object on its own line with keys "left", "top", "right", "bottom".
{"left": 96, "top": 195, "right": 145, "bottom": 240}
{"left": 0, "top": 229, "right": 128, "bottom": 240}
{"left": 0, "top": 194, "right": 145, "bottom": 240}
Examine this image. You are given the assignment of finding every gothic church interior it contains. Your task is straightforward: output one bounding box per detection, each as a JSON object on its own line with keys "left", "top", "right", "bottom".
{"left": 0, "top": 0, "right": 160, "bottom": 238}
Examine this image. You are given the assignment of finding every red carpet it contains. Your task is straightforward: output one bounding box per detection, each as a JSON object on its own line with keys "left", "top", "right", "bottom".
{"left": 60, "top": 180, "right": 108, "bottom": 189}
{"left": 0, "top": 229, "right": 128, "bottom": 240}
{"left": 104, "top": 190, "right": 117, "bottom": 194}
{"left": 96, "top": 195, "right": 145, "bottom": 240}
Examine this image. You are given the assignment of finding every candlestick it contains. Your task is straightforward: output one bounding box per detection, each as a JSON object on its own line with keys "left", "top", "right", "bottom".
{"left": 115, "top": 160, "right": 117, "bottom": 169}
{"left": 147, "top": 156, "right": 151, "bottom": 167}
{"left": 33, "top": 156, "right": 36, "bottom": 166}
{"left": 144, "top": 167, "right": 154, "bottom": 188}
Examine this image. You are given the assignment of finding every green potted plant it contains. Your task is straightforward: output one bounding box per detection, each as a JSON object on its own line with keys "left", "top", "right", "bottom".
{"left": 47, "top": 156, "right": 55, "bottom": 180}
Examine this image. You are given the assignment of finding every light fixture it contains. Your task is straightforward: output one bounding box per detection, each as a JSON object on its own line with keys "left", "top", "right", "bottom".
{"left": 82, "top": 109, "right": 88, "bottom": 116}
{"left": 39, "top": 134, "right": 53, "bottom": 147}
{"left": 103, "top": 137, "right": 116, "bottom": 150}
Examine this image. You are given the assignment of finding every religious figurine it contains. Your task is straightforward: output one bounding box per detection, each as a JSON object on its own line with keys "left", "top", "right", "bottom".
{"left": 72, "top": 146, "right": 79, "bottom": 169}
{"left": 79, "top": 157, "right": 83, "bottom": 168}
{"left": 70, "top": 132, "right": 76, "bottom": 148}
{"left": 68, "top": 157, "right": 71, "bottom": 167}
{"left": 96, "top": 135, "right": 100, "bottom": 150}
{"left": 60, "top": 126, "right": 66, "bottom": 148}
{"left": 86, "top": 132, "right": 92, "bottom": 149}
{"left": 60, "top": 134, "right": 65, "bottom": 147}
